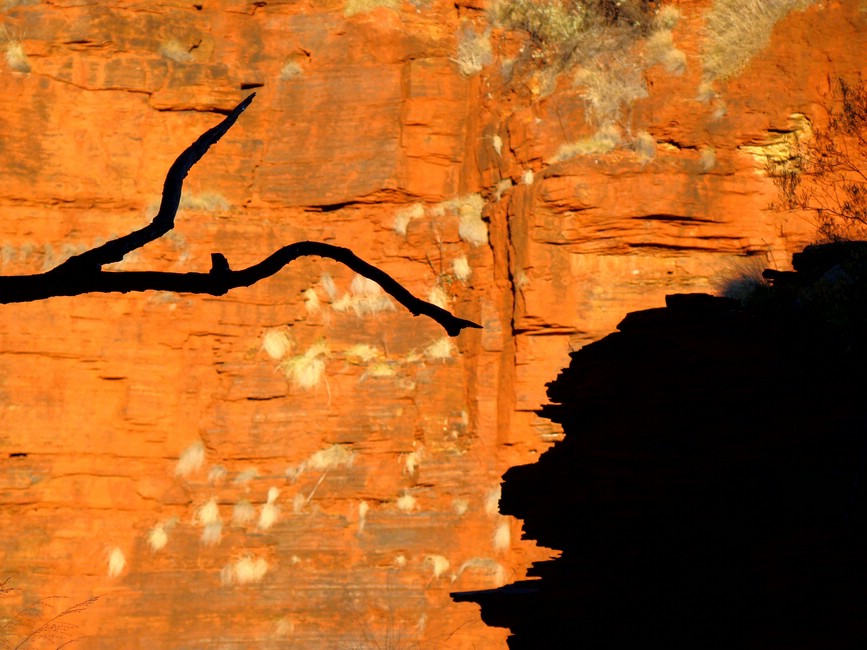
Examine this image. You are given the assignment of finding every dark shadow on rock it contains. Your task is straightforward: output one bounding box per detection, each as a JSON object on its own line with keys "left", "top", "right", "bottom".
{"left": 454, "top": 242, "right": 867, "bottom": 649}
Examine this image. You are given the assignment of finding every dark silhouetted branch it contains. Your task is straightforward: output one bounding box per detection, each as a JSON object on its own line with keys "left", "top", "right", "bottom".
{"left": 0, "top": 94, "right": 482, "bottom": 337}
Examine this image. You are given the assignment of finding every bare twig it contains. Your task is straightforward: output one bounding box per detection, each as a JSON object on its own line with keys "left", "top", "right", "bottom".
{"left": 0, "top": 94, "right": 482, "bottom": 338}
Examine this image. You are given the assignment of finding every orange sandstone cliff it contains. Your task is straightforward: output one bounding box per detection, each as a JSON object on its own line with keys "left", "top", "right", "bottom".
{"left": 0, "top": 0, "right": 863, "bottom": 647}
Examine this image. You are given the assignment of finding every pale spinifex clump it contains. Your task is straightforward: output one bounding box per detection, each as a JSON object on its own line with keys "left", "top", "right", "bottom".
{"left": 107, "top": 547, "right": 126, "bottom": 578}
{"left": 396, "top": 491, "right": 418, "bottom": 512}
{"left": 332, "top": 275, "right": 396, "bottom": 317}
{"left": 425, "top": 337, "right": 455, "bottom": 361}
{"left": 452, "top": 255, "right": 472, "bottom": 282}
{"left": 278, "top": 339, "right": 330, "bottom": 390}
{"left": 175, "top": 440, "right": 206, "bottom": 478}
{"left": 457, "top": 557, "right": 508, "bottom": 586}
{"left": 701, "top": 0, "right": 815, "bottom": 83}
{"left": 343, "top": 0, "right": 400, "bottom": 17}
{"left": 2, "top": 26, "right": 29, "bottom": 73}
{"left": 233, "top": 499, "right": 256, "bottom": 526}
{"left": 258, "top": 486, "right": 281, "bottom": 530}
{"left": 221, "top": 556, "right": 269, "bottom": 585}
{"left": 424, "top": 554, "right": 451, "bottom": 580}
{"left": 492, "top": 519, "right": 511, "bottom": 552}
{"left": 393, "top": 203, "right": 425, "bottom": 237}
{"left": 307, "top": 444, "right": 356, "bottom": 471}
{"left": 432, "top": 195, "right": 488, "bottom": 246}
{"left": 262, "top": 328, "right": 292, "bottom": 360}
{"left": 454, "top": 25, "right": 493, "bottom": 76}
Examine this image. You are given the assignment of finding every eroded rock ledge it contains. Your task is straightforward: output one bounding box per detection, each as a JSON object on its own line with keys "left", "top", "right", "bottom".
{"left": 455, "top": 242, "right": 867, "bottom": 648}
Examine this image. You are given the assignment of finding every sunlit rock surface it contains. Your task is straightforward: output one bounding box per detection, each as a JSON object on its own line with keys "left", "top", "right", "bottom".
{"left": 0, "top": 0, "right": 864, "bottom": 647}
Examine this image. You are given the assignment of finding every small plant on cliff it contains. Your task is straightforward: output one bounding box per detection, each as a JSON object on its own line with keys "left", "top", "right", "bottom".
{"left": 771, "top": 76, "right": 867, "bottom": 241}
{"left": 0, "top": 578, "right": 98, "bottom": 649}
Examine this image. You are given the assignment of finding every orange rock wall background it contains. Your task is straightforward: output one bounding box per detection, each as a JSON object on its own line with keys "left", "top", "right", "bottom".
{"left": 0, "top": 0, "right": 863, "bottom": 647}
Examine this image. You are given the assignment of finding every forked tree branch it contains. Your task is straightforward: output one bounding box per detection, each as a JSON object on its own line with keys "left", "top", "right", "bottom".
{"left": 0, "top": 93, "right": 481, "bottom": 337}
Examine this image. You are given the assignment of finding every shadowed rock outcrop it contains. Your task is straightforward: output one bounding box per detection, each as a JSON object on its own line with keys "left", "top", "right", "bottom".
{"left": 456, "top": 242, "right": 867, "bottom": 648}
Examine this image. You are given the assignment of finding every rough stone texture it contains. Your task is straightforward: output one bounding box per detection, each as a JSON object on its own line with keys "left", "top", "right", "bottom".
{"left": 0, "top": 0, "right": 864, "bottom": 647}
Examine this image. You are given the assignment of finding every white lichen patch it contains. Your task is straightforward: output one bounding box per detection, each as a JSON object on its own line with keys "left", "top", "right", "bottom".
{"left": 279, "top": 339, "right": 330, "bottom": 390}
{"left": 222, "top": 555, "right": 269, "bottom": 586}
{"left": 332, "top": 275, "right": 395, "bottom": 317}
{"left": 452, "top": 255, "right": 471, "bottom": 282}
{"left": 424, "top": 554, "right": 450, "bottom": 580}
{"left": 307, "top": 444, "right": 356, "bottom": 471}
{"left": 233, "top": 499, "right": 255, "bottom": 526}
{"left": 175, "top": 441, "right": 206, "bottom": 478}
{"left": 262, "top": 328, "right": 292, "bottom": 360}
{"left": 394, "top": 203, "right": 425, "bottom": 237}
{"left": 493, "top": 520, "right": 510, "bottom": 553}
{"left": 424, "top": 337, "right": 454, "bottom": 361}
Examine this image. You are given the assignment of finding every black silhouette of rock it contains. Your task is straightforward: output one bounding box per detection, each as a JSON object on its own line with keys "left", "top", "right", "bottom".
{"left": 455, "top": 243, "right": 867, "bottom": 649}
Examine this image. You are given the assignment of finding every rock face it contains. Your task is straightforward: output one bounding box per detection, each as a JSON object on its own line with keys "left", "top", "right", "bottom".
{"left": 455, "top": 243, "right": 867, "bottom": 647}
{"left": 0, "top": 0, "right": 864, "bottom": 647}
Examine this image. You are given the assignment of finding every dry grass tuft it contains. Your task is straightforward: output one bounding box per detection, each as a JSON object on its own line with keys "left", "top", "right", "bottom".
{"left": 492, "top": 520, "right": 511, "bottom": 552}
{"left": 453, "top": 498, "right": 469, "bottom": 516}
{"left": 700, "top": 146, "right": 717, "bottom": 172}
{"left": 452, "top": 255, "right": 472, "bottom": 282}
{"left": 179, "top": 192, "right": 229, "bottom": 212}
{"left": 457, "top": 557, "right": 507, "bottom": 586}
{"left": 633, "top": 130, "right": 657, "bottom": 164}
{"left": 485, "top": 485, "right": 502, "bottom": 518}
{"left": 393, "top": 203, "right": 425, "bottom": 237}
{"left": 303, "top": 288, "right": 320, "bottom": 314}
{"left": 280, "top": 60, "right": 304, "bottom": 79}
{"left": 222, "top": 556, "right": 269, "bottom": 585}
{"left": 2, "top": 27, "right": 29, "bottom": 73}
{"left": 396, "top": 491, "right": 418, "bottom": 512}
{"left": 159, "top": 39, "right": 194, "bottom": 63}
{"left": 175, "top": 441, "right": 206, "bottom": 477}
{"left": 307, "top": 444, "right": 356, "bottom": 471}
{"left": 424, "top": 337, "right": 455, "bottom": 361}
{"left": 333, "top": 275, "right": 396, "bottom": 317}
{"left": 454, "top": 25, "right": 493, "bottom": 77}
{"left": 279, "top": 339, "right": 330, "bottom": 389}
{"left": 575, "top": 58, "right": 648, "bottom": 126}
{"left": 645, "top": 29, "right": 686, "bottom": 75}
{"left": 550, "top": 122, "right": 622, "bottom": 162}
{"left": 148, "top": 524, "right": 169, "bottom": 552}
{"left": 233, "top": 499, "right": 256, "bottom": 526}
{"left": 344, "top": 0, "right": 400, "bottom": 17}
{"left": 262, "top": 328, "right": 292, "bottom": 360}
{"left": 701, "top": 0, "right": 814, "bottom": 82}
{"left": 427, "top": 285, "right": 450, "bottom": 310}
{"left": 424, "top": 554, "right": 450, "bottom": 580}
{"left": 345, "top": 343, "right": 382, "bottom": 363}
{"left": 196, "top": 497, "right": 221, "bottom": 526}
{"left": 107, "top": 547, "right": 126, "bottom": 577}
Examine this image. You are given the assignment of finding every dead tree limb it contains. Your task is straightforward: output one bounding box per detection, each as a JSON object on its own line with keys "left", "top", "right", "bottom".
{"left": 0, "top": 93, "right": 482, "bottom": 337}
